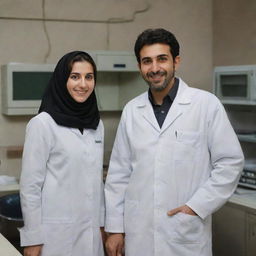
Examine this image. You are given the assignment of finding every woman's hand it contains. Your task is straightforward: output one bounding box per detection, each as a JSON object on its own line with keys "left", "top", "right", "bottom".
{"left": 100, "top": 227, "right": 107, "bottom": 244}
{"left": 100, "top": 227, "right": 108, "bottom": 255}
{"left": 23, "top": 245, "right": 43, "bottom": 256}
{"left": 105, "top": 233, "right": 124, "bottom": 256}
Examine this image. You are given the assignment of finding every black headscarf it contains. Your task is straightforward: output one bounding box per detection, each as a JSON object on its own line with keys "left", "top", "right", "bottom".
{"left": 39, "top": 51, "right": 100, "bottom": 130}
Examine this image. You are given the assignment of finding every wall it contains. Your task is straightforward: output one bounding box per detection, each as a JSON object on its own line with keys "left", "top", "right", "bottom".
{"left": 213, "top": 0, "right": 256, "bottom": 66}
{"left": 213, "top": 0, "right": 256, "bottom": 160}
{"left": 0, "top": 0, "right": 213, "bottom": 178}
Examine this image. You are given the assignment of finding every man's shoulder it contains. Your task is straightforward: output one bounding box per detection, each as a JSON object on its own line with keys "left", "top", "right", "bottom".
{"left": 185, "top": 83, "right": 211, "bottom": 96}
{"left": 183, "top": 83, "right": 219, "bottom": 104}
{"left": 124, "top": 91, "right": 148, "bottom": 109}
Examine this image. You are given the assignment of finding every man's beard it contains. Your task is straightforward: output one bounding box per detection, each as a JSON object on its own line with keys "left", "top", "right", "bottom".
{"left": 143, "top": 69, "right": 175, "bottom": 92}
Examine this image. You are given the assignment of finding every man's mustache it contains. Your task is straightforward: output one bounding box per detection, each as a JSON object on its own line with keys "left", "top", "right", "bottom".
{"left": 147, "top": 70, "right": 167, "bottom": 78}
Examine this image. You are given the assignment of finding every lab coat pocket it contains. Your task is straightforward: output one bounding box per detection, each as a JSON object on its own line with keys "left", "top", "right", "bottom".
{"left": 174, "top": 131, "right": 201, "bottom": 162}
{"left": 124, "top": 200, "right": 139, "bottom": 234}
{"left": 176, "top": 131, "right": 200, "bottom": 147}
{"left": 42, "top": 186, "right": 73, "bottom": 223}
{"left": 172, "top": 213, "right": 205, "bottom": 243}
{"left": 42, "top": 223, "right": 73, "bottom": 256}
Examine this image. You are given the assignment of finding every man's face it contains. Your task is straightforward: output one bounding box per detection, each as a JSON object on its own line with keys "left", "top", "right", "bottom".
{"left": 138, "top": 43, "right": 180, "bottom": 92}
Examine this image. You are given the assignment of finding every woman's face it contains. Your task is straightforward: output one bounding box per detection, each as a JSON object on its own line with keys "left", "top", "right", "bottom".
{"left": 66, "top": 61, "right": 95, "bottom": 103}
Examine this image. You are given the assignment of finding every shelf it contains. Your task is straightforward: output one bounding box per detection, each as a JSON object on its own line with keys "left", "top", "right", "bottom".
{"left": 237, "top": 134, "right": 256, "bottom": 143}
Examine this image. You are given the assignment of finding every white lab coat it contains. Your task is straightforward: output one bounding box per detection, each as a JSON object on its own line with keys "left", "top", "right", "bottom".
{"left": 105, "top": 79, "right": 244, "bottom": 256}
{"left": 19, "top": 112, "right": 105, "bottom": 256}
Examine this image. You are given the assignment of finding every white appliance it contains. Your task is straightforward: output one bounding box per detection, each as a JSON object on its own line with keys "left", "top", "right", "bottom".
{"left": 214, "top": 65, "right": 256, "bottom": 105}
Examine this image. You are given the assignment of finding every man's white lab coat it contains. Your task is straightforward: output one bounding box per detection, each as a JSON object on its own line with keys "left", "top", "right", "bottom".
{"left": 105, "top": 79, "right": 244, "bottom": 256}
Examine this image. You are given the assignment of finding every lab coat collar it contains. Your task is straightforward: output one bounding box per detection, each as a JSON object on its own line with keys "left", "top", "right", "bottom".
{"left": 136, "top": 78, "right": 192, "bottom": 133}
{"left": 175, "top": 78, "right": 193, "bottom": 104}
{"left": 136, "top": 78, "right": 192, "bottom": 107}
{"left": 70, "top": 127, "right": 88, "bottom": 137}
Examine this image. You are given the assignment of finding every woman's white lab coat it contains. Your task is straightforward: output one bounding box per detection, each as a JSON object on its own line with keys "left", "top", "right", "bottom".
{"left": 105, "top": 79, "right": 244, "bottom": 256}
{"left": 19, "top": 112, "right": 105, "bottom": 256}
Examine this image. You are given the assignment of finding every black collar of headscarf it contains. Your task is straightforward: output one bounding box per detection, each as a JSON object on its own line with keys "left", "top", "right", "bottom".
{"left": 38, "top": 51, "right": 100, "bottom": 130}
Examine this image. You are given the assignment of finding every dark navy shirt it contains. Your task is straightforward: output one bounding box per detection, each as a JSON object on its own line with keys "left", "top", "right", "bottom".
{"left": 148, "top": 78, "right": 179, "bottom": 128}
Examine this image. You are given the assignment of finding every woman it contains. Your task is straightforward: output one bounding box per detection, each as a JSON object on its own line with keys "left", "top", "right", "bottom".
{"left": 19, "top": 51, "right": 105, "bottom": 256}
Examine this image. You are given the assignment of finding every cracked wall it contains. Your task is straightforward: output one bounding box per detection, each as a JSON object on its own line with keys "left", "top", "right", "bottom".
{"left": 0, "top": 0, "right": 212, "bottom": 177}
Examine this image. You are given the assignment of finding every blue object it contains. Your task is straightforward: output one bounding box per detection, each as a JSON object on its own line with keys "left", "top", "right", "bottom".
{"left": 0, "top": 193, "right": 23, "bottom": 221}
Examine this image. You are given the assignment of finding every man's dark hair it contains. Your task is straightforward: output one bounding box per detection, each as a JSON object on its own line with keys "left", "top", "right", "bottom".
{"left": 134, "top": 28, "right": 180, "bottom": 63}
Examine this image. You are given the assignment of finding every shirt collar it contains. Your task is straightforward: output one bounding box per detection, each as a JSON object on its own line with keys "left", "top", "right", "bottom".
{"left": 148, "top": 77, "right": 179, "bottom": 105}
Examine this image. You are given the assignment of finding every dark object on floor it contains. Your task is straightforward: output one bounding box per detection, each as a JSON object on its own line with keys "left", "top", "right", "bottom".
{"left": 0, "top": 193, "right": 23, "bottom": 220}
{"left": 0, "top": 193, "right": 23, "bottom": 246}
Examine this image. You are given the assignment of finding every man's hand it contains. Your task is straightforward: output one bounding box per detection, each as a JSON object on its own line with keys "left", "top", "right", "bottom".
{"left": 23, "top": 245, "right": 43, "bottom": 256}
{"left": 105, "top": 233, "right": 124, "bottom": 256}
{"left": 167, "top": 205, "right": 197, "bottom": 216}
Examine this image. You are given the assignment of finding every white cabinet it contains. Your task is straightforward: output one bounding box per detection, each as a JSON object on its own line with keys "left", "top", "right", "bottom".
{"left": 90, "top": 51, "right": 145, "bottom": 111}
{"left": 214, "top": 65, "right": 256, "bottom": 105}
{"left": 95, "top": 53, "right": 137, "bottom": 71}
{"left": 1, "top": 51, "right": 145, "bottom": 115}
{"left": 95, "top": 71, "right": 144, "bottom": 111}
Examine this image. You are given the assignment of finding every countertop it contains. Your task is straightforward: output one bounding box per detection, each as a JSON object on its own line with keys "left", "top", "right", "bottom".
{"left": 0, "top": 184, "right": 19, "bottom": 197}
{"left": 229, "top": 187, "right": 256, "bottom": 209}
{"left": 0, "top": 234, "right": 22, "bottom": 256}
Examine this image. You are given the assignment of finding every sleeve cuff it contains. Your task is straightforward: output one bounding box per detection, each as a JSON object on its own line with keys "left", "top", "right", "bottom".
{"left": 104, "top": 216, "right": 124, "bottom": 233}
{"left": 19, "top": 227, "right": 44, "bottom": 247}
{"left": 100, "top": 209, "right": 105, "bottom": 227}
{"left": 186, "top": 196, "right": 213, "bottom": 220}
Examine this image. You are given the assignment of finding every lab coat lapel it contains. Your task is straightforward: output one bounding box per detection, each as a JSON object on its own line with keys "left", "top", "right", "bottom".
{"left": 160, "top": 101, "right": 182, "bottom": 133}
{"left": 137, "top": 93, "right": 161, "bottom": 133}
{"left": 160, "top": 79, "right": 192, "bottom": 133}
{"left": 136, "top": 79, "right": 191, "bottom": 133}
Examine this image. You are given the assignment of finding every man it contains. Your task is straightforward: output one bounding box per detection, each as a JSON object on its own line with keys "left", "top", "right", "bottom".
{"left": 104, "top": 28, "right": 244, "bottom": 256}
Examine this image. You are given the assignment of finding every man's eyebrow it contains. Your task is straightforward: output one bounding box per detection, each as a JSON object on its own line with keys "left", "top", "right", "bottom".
{"left": 141, "top": 54, "right": 169, "bottom": 61}
{"left": 157, "top": 54, "right": 168, "bottom": 57}
{"left": 141, "top": 56, "right": 151, "bottom": 61}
